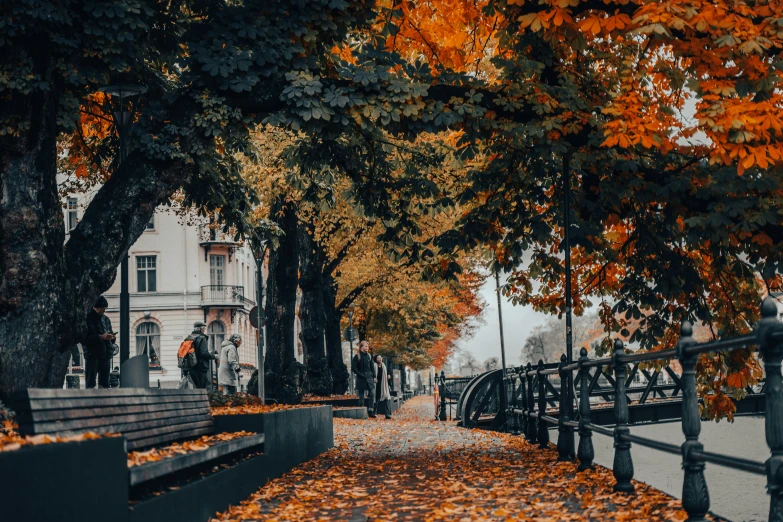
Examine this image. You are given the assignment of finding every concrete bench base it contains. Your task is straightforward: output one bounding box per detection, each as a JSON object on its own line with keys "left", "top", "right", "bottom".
{"left": 4, "top": 406, "right": 334, "bottom": 522}
{"left": 334, "top": 407, "right": 368, "bottom": 419}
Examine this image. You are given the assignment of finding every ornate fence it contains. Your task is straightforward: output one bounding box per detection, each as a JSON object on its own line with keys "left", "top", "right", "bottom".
{"left": 508, "top": 298, "right": 783, "bottom": 521}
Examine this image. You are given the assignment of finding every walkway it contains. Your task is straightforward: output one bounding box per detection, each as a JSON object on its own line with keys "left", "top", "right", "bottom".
{"left": 213, "top": 396, "right": 709, "bottom": 521}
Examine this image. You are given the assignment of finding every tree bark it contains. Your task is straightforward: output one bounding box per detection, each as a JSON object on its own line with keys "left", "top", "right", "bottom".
{"left": 297, "top": 220, "right": 332, "bottom": 396}
{"left": 0, "top": 63, "right": 71, "bottom": 399}
{"left": 264, "top": 197, "right": 304, "bottom": 403}
{"left": 323, "top": 274, "right": 349, "bottom": 394}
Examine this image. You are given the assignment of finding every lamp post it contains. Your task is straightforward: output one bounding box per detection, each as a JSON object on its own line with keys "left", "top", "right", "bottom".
{"left": 255, "top": 242, "right": 268, "bottom": 403}
{"left": 562, "top": 150, "right": 575, "bottom": 457}
{"left": 347, "top": 303, "right": 357, "bottom": 395}
{"left": 495, "top": 268, "right": 509, "bottom": 431}
{"left": 97, "top": 84, "right": 146, "bottom": 367}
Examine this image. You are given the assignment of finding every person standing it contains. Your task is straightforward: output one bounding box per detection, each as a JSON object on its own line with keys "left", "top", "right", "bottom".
{"left": 83, "top": 296, "right": 114, "bottom": 389}
{"left": 218, "top": 334, "right": 242, "bottom": 395}
{"left": 186, "top": 321, "right": 215, "bottom": 389}
{"left": 352, "top": 340, "right": 377, "bottom": 418}
{"left": 374, "top": 354, "right": 393, "bottom": 419}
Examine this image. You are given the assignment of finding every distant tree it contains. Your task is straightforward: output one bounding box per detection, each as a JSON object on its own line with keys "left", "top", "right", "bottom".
{"left": 521, "top": 313, "right": 600, "bottom": 365}
{"left": 483, "top": 357, "right": 500, "bottom": 371}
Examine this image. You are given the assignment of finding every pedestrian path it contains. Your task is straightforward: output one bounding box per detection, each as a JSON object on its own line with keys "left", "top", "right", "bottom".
{"left": 213, "top": 396, "right": 705, "bottom": 521}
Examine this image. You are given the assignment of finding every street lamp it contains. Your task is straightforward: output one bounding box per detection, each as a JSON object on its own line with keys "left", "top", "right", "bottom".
{"left": 347, "top": 303, "right": 358, "bottom": 395}
{"left": 97, "top": 84, "right": 147, "bottom": 368}
{"left": 495, "top": 268, "right": 509, "bottom": 431}
{"left": 562, "top": 150, "right": 576, "bottom": 457}
{"left": 255, "top": 241, "right": 268, "bottom": 404}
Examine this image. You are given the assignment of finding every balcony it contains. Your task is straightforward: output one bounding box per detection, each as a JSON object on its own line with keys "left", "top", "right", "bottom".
{"left": 198, "top": 224, "right": 239, "bottom": 261}
{"left": 198, "top": 224, "right": 239, "bottom": 246}
{"left": 200, "top": 285, "right": 245, "bottom": 308}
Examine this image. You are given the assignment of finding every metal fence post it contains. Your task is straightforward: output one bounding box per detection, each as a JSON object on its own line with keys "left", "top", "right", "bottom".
{"left": 577, "top": 347, "right": 594, "bottom": 471}
{"left": 558, "top": 354, "right": 573, "bottom": 461}
{"left": 439, "top": 373, "right": 447, "bottom": 421}
{"left": 612, "top": 339, "right": 635, "bottom": 492}
{"left": 677, "top": 320, "right": 710, "bottom": 520}
{"left": 519, "top": 368, "right": 527, "bottom": 437}
{"left": 510, "top": 371, "right": 520, "bottom": 435}
{"left": 537, "top": 359, "right": 549, "bottom": 449}
{"left": 526, "top": 363, "right": 538, "bottom": 443}
{"left": 758, "top": 297, "right": 783, "bottom": 522}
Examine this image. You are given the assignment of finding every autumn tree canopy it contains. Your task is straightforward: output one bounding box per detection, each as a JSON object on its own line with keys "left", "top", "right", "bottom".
{"left": 2, "top": 0, "right": 782, "bottom": 420}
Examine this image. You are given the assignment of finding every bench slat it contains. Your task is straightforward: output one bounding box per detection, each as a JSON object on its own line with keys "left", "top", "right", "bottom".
{"left": 15, "top": 394, "right": 207, "bottom": 412}
{"left": 20, "top": 388, "right": 206, "bottom": 399}
{"left": 16, "top": 401, "right": 210, "bottom": 423}
{"left": 128, "top": 434, "right": 265, "bottom": 486}
{"left": 128, "top": 426, "right": 215, "bottom": 450}
{"left": 21, "top": 408, "right": 212, "bottom": 435}
{"left": 123, "top": 419, "right": 214, "bottom": 442}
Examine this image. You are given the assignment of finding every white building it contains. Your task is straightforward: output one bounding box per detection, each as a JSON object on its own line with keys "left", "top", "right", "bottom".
{"left": 64, "top": 192, "right": 261, "bottom": 388}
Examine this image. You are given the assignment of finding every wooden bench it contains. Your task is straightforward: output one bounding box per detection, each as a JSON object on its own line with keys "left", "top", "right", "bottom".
{"left": 13, "top": 388, "right": 265, "bottom": 487}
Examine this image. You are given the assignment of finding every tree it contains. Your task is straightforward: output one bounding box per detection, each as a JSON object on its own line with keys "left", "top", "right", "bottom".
{"left": 456, "top": 350, "right": 482, "bottom": 376}
{"left": 483, "top": 357, "right": 499, "bottom": 371}
{"left": 521, "top": 313, "right": 600, "bottom": 365}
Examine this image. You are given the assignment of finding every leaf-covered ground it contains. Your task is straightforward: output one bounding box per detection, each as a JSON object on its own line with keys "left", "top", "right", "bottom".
{"left": 213, "top": 396, "right": 719, "bottom": 521}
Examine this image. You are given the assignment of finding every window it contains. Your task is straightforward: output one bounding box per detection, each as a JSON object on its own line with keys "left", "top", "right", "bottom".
{"left": 135, "top": 322, "right": 160, "bottom": 363}
{"left": 207, "top": 321, "right": 225, "bottom": 353}
{"left": 136, "top": 256, "right": 157, "bottom": 292}
{"left": 66, "top": 198, "right": 78, "bottom": 232}
{"left": 146, "top": 215, "right": 155, "bottom": 231}
{"left": 209, "top": 255, "right": 225, "bottom": 286}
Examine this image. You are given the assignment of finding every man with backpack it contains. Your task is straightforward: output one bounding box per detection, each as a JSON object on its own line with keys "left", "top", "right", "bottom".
{"left": 179, "top": 321, "right": 215, "bottom": 389}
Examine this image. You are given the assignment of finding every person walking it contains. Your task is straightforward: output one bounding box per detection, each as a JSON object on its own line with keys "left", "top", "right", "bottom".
{"left": 84, "top": 296, "right": 114, "bottom": 388}
{"left": 185, "top": 321, "right": 215, "bottom": 389}
{"left": 218, "top": 334, "right": 242, "bottom": 395}
{"left": 352, "top": 340, "right": 376, "bottom": 418}
{"left": 374, "top": 354, "right": 393, "bottom": 419}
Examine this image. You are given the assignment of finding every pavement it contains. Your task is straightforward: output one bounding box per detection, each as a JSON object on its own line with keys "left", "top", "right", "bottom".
{"left": 213, "top": 395, "right": 704, "bottom": 521}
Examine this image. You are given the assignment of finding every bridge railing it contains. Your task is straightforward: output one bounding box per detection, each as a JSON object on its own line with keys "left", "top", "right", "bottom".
{"left": 508, "top": 297, "right": 783, "bottom": 521}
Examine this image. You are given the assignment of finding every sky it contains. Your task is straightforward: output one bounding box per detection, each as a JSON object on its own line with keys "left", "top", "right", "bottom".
{"left": 456, "top": 273, "right": 550, "bottom": 368}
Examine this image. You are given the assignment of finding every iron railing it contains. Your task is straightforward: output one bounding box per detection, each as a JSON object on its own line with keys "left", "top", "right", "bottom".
{"left": 437, "top": 374, "right": 479, "bottom": 420}
{"left": 506, "top": 297, "right": 782, "bottom": 521}
{"left": 200, "top": 285, "right": 244, "bottom": 306}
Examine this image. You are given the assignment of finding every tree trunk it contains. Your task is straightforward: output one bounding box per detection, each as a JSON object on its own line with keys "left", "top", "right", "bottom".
{"left": 323, "top": 277, "right": 349, "bottom": 394}
{"left": 0, "top": 68, "right": 71, "bottom": 399}
{"left": 297, "top": 221, "right": 332, "bottom": 396}
{"left": 264, "top": 197, "right": 304, "bottom": 403}
{"left": 0, "top": 44, "right": 189, "bottom": 399}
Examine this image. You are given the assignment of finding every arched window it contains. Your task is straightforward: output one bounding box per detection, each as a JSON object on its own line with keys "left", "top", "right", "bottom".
{"left": 135, "top": 322, "right": 160, "bottom": 363}
{"left": 208, "top": 321, "right": 226, "bottom": 353}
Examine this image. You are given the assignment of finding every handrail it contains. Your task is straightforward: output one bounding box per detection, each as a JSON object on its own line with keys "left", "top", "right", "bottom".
{"left": 502, "top": 297, "right": 783, "bottom": 521}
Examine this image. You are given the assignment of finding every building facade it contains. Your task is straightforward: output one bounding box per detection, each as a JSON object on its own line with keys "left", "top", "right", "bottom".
{"left": 65, "top": 194, "right": 261, "bottom": 388}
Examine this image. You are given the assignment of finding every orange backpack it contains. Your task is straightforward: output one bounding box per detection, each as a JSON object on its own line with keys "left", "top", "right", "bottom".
{"left": 177, "top": 337, "right": 198, "bottom": 369}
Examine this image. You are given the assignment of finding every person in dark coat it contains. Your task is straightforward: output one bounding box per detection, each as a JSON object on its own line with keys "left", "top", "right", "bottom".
{"left": 352, "top": 340, "right": 377, "bottom": 418}
{"left": 374, "top": 354, "right": 393, "bottom": 419}
{"left": 83, "top": 296, "right": 114, "bottom": 388}
{"left": 185, "top": 321, "right": 215, "bottom": 389}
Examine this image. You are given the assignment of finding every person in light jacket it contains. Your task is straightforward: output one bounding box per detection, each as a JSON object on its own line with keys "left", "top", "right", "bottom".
{"left": 218, "top": 334, "right": 242, "bottom": 395}
{"left": 374, "top": 354, "right": 393, "bottom": 419}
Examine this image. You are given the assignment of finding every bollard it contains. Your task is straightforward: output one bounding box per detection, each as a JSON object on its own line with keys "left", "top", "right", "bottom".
{"left": 577, "top": 347, "right": 594, "bottom": 471}
{"left": 439, "top": 373, "right": 447, "bottom": 422}
{"left": 526, "top": 362, "right": 538, "bottom": 443}
{"left": 677, "top": 320, "right": 710, "bottom": 520}
{"left": 519, "top": 368, "right": 528, "bottom": 438}
{"left": 557, "top": 354, "right": 573, "bottom": 461}
{"left": 537, "top": 359, "right": 549, "bottom": 449}
{"left": 612, "top": 339, "right": 635, "bottom": 492}
{"left": 758, "top": 297, "right": 783, "bottom": 522}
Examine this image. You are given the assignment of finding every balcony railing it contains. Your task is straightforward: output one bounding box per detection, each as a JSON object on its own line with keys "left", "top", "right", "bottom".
{"left": 200, "top": 285, "right": 244, "bottom": 307}
{"left": 198, "top": 224, "right": 238, "bottom": 246}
